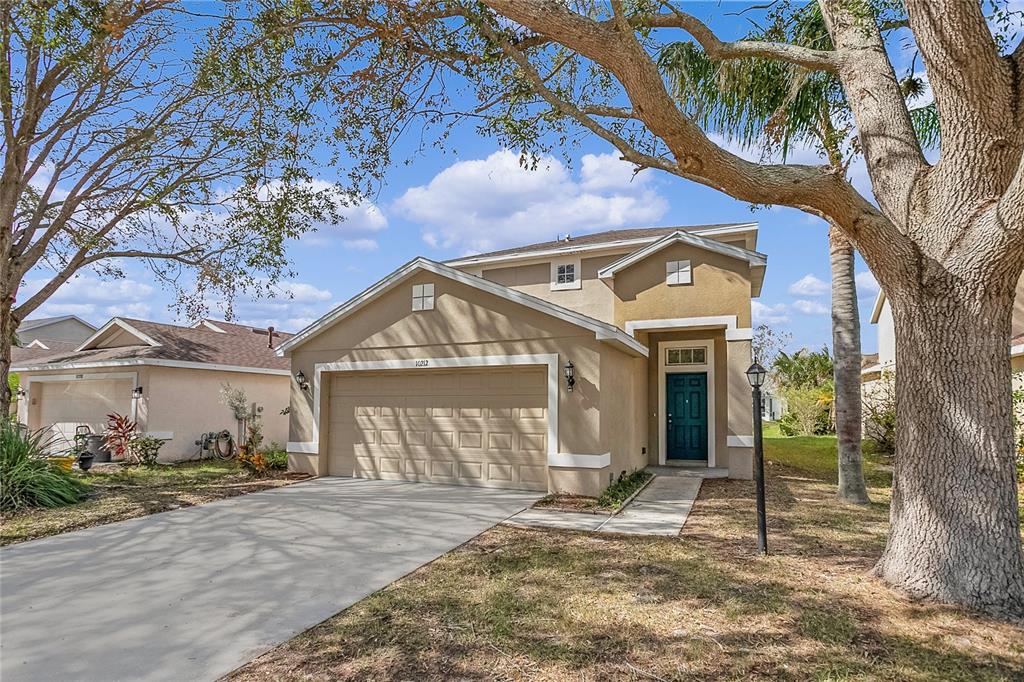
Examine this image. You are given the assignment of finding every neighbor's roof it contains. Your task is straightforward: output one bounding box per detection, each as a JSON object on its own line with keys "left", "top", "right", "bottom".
{"left": 11, "top": 318, "right": 292, "bottom": 374}
{"left": 445, "top": 223, "right": 758, "bottom": 267}
{"left": 11, "top": 339, "right": 81, "bottom": 364}
{"left": 17, "top": 315, "right": 96, "bottom": 332}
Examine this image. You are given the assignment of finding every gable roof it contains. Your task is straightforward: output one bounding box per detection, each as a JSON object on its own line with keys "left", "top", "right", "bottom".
{"left": 276, "top": 257, "right": 648, "bottom": 358}
{"left": 595, "top": 229, "right": 767, "bottom": 296}
{"left": 17, "top": 315, "right": 97, "bottom": 333}
{"left": 445, "top": 223, "right": 758, "bottom": 268}
{"left": 12, "top": 318, "right": 293, "bottom": 374}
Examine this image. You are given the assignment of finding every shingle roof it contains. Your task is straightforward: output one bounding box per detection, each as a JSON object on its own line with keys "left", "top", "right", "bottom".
{"left": 11, "top": 319, "right": 292, "bottom": 371}
{"left": 11, "top": 340, "right": 81, "bottom": 364}
{"left": 17, "top": 315, "right": 96, "bottom": 332}
{"left": 861, "top": 353, "right": 879, "bottom": 369}
{"left": 450, "top": 223, "right": 755, "bottom": 262}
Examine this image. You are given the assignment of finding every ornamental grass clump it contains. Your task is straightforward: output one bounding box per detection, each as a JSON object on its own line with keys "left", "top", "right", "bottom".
{"left": 0, "top": 420, "right": 89, "bottom": 513}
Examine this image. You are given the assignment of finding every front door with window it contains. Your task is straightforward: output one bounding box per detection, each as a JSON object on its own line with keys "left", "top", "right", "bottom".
{"left": 666, "top": 373, "right": 708, "bottom": 460}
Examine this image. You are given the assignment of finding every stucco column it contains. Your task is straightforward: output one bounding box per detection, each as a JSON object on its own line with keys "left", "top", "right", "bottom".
{"left": 725, "top": 337, "right": 754, "bottom": 479}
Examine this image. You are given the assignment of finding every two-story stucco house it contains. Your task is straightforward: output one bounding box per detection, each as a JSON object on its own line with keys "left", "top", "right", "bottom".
{"left": 279, "top": 223, "right": 766, "bottom": 496}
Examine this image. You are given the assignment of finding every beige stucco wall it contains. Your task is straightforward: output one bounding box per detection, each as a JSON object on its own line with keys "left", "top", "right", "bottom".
{"left": 612, "top": 242, "right": 753, "bottom": 329}
{"left": 141, "top": 366, "right": 289, "bottom": 461}
{"left": 286, "top": 270, "right": 645, "bottom": 492}
{"left": 482, "top": 254, "right": 619, "bottom": 324}
{"left": 17, "top": 365, "right": 288, "bottom": 462}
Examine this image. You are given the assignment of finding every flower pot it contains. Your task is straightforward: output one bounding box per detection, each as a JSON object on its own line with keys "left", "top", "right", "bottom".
{"left": 77, "top": 453, "right": 95, "bottom": 472}
{"left": 48, "top": 456, "right": 75, "bottom": 471}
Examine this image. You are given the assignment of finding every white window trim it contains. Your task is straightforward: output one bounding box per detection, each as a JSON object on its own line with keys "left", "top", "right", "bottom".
{"left": 411, "top": 282, "right": 435, "bottom": 311}
{"left": 666, "top": 259, "right": 692, "bottom": 286}
{"left": 290, "top": 354, "right": 563, "bottom": 466}
{"left": 550, "top": 257, "right": 582, "bottom": 291}
{"left": 657, "top": 340, "right": 716, "bottom": 467}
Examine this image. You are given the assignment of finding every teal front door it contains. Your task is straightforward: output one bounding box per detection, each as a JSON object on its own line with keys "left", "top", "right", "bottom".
{"left": 666, "top": 373, "right": 708, "bottom": 460}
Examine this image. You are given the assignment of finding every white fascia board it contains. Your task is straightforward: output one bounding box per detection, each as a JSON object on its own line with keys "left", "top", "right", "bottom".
{"left": 869, "top": 290, "right": 887, "bottom": 324}
{"left": 277, "top": 257, "right": 648, "bottom": 358}
{"left": 1011, "top": 343, "right": 1024, "bottom": 358}
{"left": 598, "top": 230, "right": 768, "bottom": 281}
{"left": 444, "top": 223, "right": 759, "bottom": 269}
{"left": 725, "top": 327, "right": 754, "bottom": 341}
{"left": 26, "top": 339, "right": 49, "bottom": 349}
{"left": 626, "top": 315, "right": 738, "bottom": 338}
{"left": 11, "top": 358, "right": 290, "bottom": 376}
{"left": 727, "top": 435, "right": 754, "bottom": 448}
{"left": 75, "top": 318, "right": 161, "bottom": 352}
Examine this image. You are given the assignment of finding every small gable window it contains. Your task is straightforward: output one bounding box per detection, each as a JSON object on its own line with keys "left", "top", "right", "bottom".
{"left": 550, "top": 258, "right": 582, "bottom": 291}
{"left": 667, "top": 347, "right": 706, "bottom": 366}
{"left": 666, "top": 259, "right": 692, "bottom": 286}
{"left": 412, "top": 283, "right": 434, "bottom": 311}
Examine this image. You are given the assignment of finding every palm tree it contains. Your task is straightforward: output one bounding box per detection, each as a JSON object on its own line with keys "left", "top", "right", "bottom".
{"left": 659, "top": 4, "right": 935, "bottom": 504}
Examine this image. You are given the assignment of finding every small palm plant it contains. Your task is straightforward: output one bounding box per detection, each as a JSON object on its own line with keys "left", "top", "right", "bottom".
{"left": 0, "top": 420, "right": 89, "bottom": 512}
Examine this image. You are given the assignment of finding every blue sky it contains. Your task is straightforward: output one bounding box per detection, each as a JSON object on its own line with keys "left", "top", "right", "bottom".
{"left": 32, "top": 1, "right": 974, "bottom": 356}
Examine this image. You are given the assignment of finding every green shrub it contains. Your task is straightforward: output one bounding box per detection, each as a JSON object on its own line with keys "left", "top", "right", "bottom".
{"left": 0, "top": 421, "right": 89, "bottom": 513}
{"left": 597, "top": 469, "right": 653, "bottom": 509}
{"left": 260, "top": 442, "right": 288, "bottom": 470}
{"left": 130, "top": 436, "right": 164, "bottom": 466}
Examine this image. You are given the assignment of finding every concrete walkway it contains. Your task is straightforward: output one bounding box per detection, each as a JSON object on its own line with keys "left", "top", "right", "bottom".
{"left": 0, "top": 478, "right": 538, "bottom": 682}
{"left": 506, "top": 474, "right": 703, "bottom": 536}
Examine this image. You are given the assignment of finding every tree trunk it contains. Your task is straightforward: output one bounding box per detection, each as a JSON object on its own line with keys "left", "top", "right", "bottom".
{"left": 0, "top": 294, "right": 15, "bottom": 419}
{"left": 829, "top": 225, "right": 870, "bottom": 505}
{"left": 874, "top": 280, "right": 1024, "bottom": 621}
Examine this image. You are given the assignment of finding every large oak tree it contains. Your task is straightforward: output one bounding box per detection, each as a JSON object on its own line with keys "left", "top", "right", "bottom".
{"left": 1, "top": 0, "right": 337, "bottom": 413}
{"left": 257, "top": 0, "right": 1024, "bottom": 618}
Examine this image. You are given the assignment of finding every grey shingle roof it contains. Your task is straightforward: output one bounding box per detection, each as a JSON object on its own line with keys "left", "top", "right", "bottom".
{"left": 11, "top": 319, "right": 292, "bottom": 371}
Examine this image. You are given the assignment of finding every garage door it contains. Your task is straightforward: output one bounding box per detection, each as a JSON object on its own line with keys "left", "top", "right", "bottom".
{"left": 327, "top": 367, "right": 548, "bottom": 491}
{"left": 38, "top": 379, "right": 133, "bottom": 452}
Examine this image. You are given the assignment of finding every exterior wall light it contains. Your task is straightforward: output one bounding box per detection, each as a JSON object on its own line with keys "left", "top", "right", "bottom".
{"left": 563, "top": 360, "right": 575, "bottom": 392}
{"left": 16, "top": 387, "right": 26, "bottom": 398}
{"left": 132, "top": 386, "right": 144, "bottom": 399}
{"left": 295, "top": 370, "right": 310, "bottom": 392}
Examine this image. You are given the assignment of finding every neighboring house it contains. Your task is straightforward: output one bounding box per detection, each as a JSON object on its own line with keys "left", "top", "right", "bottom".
{"left": 761, "top": 377, "right": 787, "bottom": 422}
{"left": 864, "top": 274, "right": 1024, "bottom": 382}
{"left": 14, "top": 315, "right": 96, "bottom": 349}
{"left": 12, "top": 318, "right": 291, "bottom": 459}
{"left": 279, "top": 223, "right": 766, "bottom": 496}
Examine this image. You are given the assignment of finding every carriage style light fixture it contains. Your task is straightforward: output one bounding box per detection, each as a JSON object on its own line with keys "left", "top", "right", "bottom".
{"left": 563, "top": 360, "right": 575, "bottom": 392}
{"left": 295, "top": 370, "right": 310, "bottom": 392}
{"left": 15, "top": 387, "right": 26, "bottom": 398}
{"left": 132, "top": 386, "right": 144, "bottom": 399}
{"left": 746, "top": 362, "right": 768, "bottom": 555}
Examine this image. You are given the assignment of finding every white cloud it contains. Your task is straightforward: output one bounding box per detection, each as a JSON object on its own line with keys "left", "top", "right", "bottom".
{"left": 270, "top": 280, "right": 332, "bottom": 303}
{"left": 208, "top": 279, "right": 334, "bottom": 333}
{"left": 20, "top": 275, "right": 156, "bottom": 322}
{"left": 341, "top": 238, "right": 379, "bottom": 251}
{"left": 392, "top": 149, "right": 669, "bottom": 253}
{"left": 752, "top": 301, "right": 790, "bottom": 325}
{"left": 855, "top": 270, "right": 880, "bottom": 297}
{"left": 788, "top": 273, "right": 830, "bottom": 297}
{"left": 791, "top": 299, "right": 829, "bottom": 315}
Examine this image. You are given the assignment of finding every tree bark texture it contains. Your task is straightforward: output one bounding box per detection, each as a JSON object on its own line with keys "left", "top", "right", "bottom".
{"left": 874, "top": 271, "right": 1024, "bottom": 620}
{"left": 829, "top": 225, "right": 870, "bottom": 505}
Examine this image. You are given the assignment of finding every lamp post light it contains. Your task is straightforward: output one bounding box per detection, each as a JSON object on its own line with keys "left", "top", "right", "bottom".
{"left": 745, "top": 362, "right": 768, "bottom": 556}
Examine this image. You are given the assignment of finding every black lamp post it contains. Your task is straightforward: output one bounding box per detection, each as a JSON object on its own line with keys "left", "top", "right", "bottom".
{"left": 745, "top": 362, "right": 768, "bottom": 556}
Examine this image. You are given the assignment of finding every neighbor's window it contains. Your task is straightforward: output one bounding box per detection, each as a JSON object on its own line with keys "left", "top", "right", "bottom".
{"left": 666, "top": 347, "right": 706, "bottom": 365}
{"left": 412, "top": 283, "right": 434, "bottom": 311}
{"left": 550, "top": 259, "right": 581, "bottom": 291}
{"left": 666, "top": 259, "right": 692, "bottom": 286}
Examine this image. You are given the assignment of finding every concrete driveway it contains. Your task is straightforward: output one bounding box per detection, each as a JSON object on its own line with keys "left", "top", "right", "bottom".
{"left": 0, "top": 477, "right": 538, "bottom": 682}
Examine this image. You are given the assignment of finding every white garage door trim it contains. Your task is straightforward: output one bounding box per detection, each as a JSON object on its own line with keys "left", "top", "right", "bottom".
{"left": 21, "top": 372, "right": 140, "bottom": 423}
{"left": 291, "top": 354, "right": 559, "bottom": 459}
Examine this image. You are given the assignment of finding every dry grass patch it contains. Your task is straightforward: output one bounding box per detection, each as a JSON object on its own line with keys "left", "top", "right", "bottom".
{"left": 0, "top": 460, "right": 307, "bottom": 546}
{"left": 226, "top": 436, "right": 1024, "bottom": 681}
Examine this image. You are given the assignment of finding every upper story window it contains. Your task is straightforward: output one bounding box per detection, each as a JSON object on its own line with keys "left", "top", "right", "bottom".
{"left": 667, "top": 347, "right": 706, "bottom": 365}
{"left": 550, "top": 257, "right": 582, "bottom": 291}
{"left": 666, "top": 259, "right": 692, "bottom": 286}
{"left": 412, "top": 283, "right": 434, "bottom": 311}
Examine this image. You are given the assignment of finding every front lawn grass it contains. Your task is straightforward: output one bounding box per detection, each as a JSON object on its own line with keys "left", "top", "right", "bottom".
{"left": 226, "top": 432, "right": 1024, "bottom": 681}
{"left": 0, "top": 459, "right": 306, "bottom": 546}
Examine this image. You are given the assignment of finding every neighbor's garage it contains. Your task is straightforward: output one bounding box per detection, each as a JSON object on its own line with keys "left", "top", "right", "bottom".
{"left": 326, "top": 367, "right": 548, "bottom": 490}
{"left": 35, "top": 378, "right": 133, "bottom": 451}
